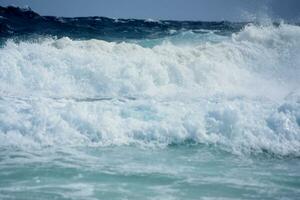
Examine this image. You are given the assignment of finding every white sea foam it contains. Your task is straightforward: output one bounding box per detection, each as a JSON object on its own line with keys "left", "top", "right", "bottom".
{"left": 0, "top": 23, "right": 299, "bottom": 155}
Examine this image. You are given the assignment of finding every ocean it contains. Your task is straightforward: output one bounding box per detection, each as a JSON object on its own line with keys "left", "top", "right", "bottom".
{"left": 0, "top": 6, "right": 300, "bottom": 200}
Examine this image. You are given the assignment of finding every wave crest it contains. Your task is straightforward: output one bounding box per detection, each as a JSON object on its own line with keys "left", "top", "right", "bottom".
{"left": 0, "top": 23, "right": 300, "bottom": 156}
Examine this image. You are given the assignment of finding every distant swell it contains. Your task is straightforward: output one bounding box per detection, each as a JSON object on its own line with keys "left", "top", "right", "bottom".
{"left": 0, "top": 6, "right": 244, "bottom": 41}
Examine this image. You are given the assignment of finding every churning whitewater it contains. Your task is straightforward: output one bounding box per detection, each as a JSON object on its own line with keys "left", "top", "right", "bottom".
{"left": 0, "top": 23, "right": 300, "bottom": 155}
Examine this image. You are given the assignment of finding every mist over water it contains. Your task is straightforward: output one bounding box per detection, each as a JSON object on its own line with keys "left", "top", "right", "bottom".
{"left": 0, "top": 6, "right": 300, "bottom": 200}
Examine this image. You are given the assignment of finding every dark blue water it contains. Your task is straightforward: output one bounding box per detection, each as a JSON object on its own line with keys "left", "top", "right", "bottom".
{"left": 0, "top": 6, "right": 245, "bottom": 41}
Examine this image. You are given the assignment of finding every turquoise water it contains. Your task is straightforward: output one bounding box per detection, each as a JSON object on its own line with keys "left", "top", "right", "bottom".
{"left": 1, "top": 146, "right": 300, "bottom": 200}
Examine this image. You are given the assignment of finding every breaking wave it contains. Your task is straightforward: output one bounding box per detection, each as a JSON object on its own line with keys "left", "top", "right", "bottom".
{"left": 0, "top": 22, "right": 300, "bottom": 156}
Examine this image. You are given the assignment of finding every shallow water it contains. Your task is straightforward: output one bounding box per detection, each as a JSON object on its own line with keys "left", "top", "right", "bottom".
{"left": 1, "top": 146, "right": 300, "bottom": 200}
